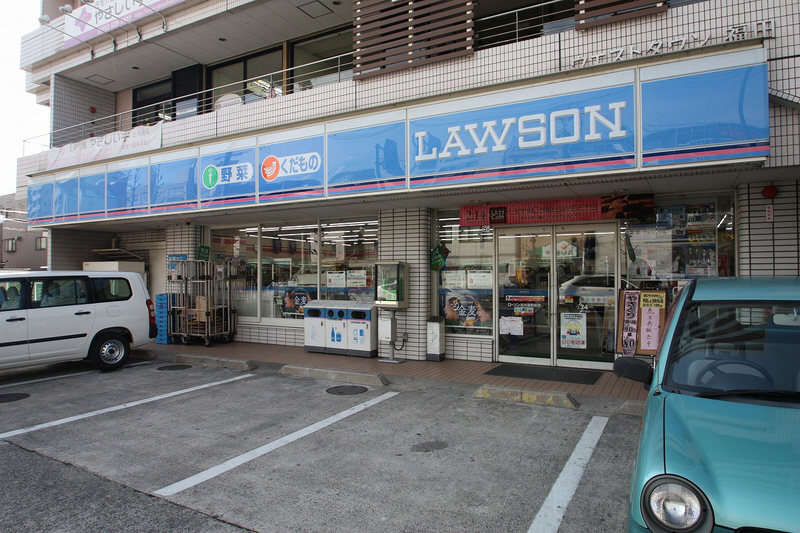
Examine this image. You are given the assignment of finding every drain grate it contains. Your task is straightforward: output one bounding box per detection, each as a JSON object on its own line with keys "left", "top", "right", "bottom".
{"left": 326, "top": 385, "right": 368, "bottom": 395}
{"left": 157, "top": 364, "right": 193, "bottom": 371}
{"left": 0, "top": 393, "right": 30, "bottom": 403}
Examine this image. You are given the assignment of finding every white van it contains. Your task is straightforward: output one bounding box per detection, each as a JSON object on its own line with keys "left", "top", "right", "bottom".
{"left": 0, "top": 271, "right": 157, "bottom": 371}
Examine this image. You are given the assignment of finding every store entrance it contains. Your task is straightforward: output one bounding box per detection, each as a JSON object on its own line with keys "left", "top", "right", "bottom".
{"left": 497, "top": 223, "right": 619, "bottom": 369}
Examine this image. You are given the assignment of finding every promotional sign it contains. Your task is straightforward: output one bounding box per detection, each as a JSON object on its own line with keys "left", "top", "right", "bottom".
{"left": 199, "top": 148, "right": 256, "bottom": 208}
{"left": 63, "top": 0, "right": 189, "bottom": 49}
{"left": 460, "top": 194, "right": 655, "bottom": 227}
{"left": 259, "top": 136, "right": 324, "bottom": 202}
{"left": 560, "top": 312, "right": 587, "bottom": 349}
{"left": 616, "top": 290, "right": 666, "bottom": 356}
{"left": 409, "top": 85, "right": 636, "bottom": 188}
{"left": 327, "top": 122, "right": 407, "bottom": 196}
{"left": 47, "top": 123, "right": 162, "bottom": 171}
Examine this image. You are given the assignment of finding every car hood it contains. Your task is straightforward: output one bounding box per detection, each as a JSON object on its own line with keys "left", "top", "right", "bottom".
{"left": 664, "top": 394, "right": 800, "bottom": 531}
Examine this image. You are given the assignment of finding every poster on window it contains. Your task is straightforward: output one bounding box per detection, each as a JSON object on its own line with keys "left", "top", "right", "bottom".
{"left": 560, "top": 313, "right": 587, "bottom": 349}
{"left": 441, "top": 270, "right": 466, "bottom": 289}
{"left": 326, "top": 271, "right": 346, "bottom": 288}
{"left": 346, "top": 270, "right": 367, "bottom": 287}
{"left": 467, "top": 270, "right": 492, "bottom": 289}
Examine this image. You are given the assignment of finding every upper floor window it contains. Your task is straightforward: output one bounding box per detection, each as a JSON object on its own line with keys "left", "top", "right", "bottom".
{"left": 132, "top": 79, "right": 172, "bottom": 127}
{"left": 290, "top": 28, "right": 353, "bottom": 92}
{"left": 35, "top": 236, "right": 47, "bottom": 251}
{"left": 209, "top": 47, "right": 283, "bottom": 108}
{"left": 3, "top": 238, "right": 16, "bottom": 253}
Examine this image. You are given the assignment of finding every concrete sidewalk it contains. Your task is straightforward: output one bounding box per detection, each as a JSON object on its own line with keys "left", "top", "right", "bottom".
{"left": 143, "top": 341, "right": 648, "bottom": 407}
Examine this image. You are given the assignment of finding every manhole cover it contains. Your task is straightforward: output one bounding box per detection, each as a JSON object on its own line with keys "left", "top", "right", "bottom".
{"left": 326, "top": 385, "right": 368, "bottom": 395}
{"left": 0, "top": 393, "right": 30, "bottom": 403}
{"left": 157, "top": 364, "right": 193, "bottom": 371}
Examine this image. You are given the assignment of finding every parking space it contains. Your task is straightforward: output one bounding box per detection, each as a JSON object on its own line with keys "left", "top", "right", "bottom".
{"left": 0, "top": 359, "right": 640, "bottom": 532}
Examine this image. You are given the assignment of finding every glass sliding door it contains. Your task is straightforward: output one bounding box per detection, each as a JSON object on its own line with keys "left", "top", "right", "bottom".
{"left": 554, "top": 224, "right": 618, "bottom": 366}
{"left": 497, "top": 227, "right": 553, "bottom": 362}
{"left": 497, "top": 223, "right": 619, "bottom": 368}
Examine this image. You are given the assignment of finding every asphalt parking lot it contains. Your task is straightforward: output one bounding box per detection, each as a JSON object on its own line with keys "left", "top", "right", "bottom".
{"left": 0, "top": 355, "right": 642, "bottom": 532}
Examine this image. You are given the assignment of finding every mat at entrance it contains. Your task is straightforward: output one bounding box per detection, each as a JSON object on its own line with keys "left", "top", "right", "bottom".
{"left": 485, "top": 364, "right": 602, "bottom": 385}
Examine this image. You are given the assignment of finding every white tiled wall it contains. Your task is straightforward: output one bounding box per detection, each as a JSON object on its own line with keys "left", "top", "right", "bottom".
{"left": 737, "top": 178, "right": 800, "bottom": 277}
{"left": 51, "top": 75, "right": 116, "bottom": 147}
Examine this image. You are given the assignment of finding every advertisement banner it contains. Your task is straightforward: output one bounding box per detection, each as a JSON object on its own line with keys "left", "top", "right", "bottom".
{"left": 63, "top": 0, "right": 189, "bottom": 49}
{"left": 47, "top": 122, "right": 163, "bottom": 171}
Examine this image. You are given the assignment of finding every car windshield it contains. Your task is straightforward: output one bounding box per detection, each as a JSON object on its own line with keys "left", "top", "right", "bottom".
{"left": 663, "top": 301, "right": 800, "bottom": 396}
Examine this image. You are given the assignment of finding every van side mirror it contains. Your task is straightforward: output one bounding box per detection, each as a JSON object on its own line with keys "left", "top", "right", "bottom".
{"left": 613, "top": 356, "right": 654, "bottom": 388}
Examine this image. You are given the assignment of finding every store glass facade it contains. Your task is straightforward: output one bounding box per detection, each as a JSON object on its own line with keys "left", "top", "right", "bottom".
{"left": 210, "top": 217, "right": 378, "bottom": 322}
{"left": 434, "top": 193, "right": 736, "bottom": 365}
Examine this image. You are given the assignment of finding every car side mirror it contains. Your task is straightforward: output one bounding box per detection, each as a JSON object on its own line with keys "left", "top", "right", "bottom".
{"left": 613, "top": 356, "right": 654, "bottom": 388}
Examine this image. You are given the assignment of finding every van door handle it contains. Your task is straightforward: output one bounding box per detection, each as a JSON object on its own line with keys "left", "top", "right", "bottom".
{"left": 75, "top": 311, "right": 92, "bottom": 316}
{"left": 6, "top": 317, "right": 26, "bottom": 322}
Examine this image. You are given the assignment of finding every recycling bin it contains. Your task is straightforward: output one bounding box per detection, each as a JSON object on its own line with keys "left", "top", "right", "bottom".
{"left": 427, "top": 316, "right": 446, "bottom": 361}
{"left": 303, "top": 301, "right": 327, "bottom": 353}
{"left": 347, "top": 302, "right": 378, "bottom": 357}
{"left": 325, "top": 301, "right": 350, "bottom": 355}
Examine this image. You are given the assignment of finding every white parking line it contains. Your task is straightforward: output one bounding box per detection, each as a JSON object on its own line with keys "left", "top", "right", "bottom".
{"left": 0, "top": 361, "right": 151, "bottom": 390}
{"left": 154, "top": 390, "right": 400, "bottom": 497}
{"left": 528, "top": 416, "right": 609, "bottom": 533}
{"left": 0, "top": 374, "right": 254, "bottom": 440}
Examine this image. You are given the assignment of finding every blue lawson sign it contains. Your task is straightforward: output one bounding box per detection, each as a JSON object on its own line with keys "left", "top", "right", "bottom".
{"left": 409, "top": 85, "right": 636, "bottom": 188}
{"left": 27, "top": 49, "right": 769, "bottom": 225}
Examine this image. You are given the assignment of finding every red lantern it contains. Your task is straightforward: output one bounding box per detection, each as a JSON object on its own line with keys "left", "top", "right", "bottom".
{"left": 762, "top": 185, "right": 778, "bottom": 199}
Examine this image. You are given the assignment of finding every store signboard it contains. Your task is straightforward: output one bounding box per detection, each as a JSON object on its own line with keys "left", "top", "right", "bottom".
{"left": 29, "top": 49, "right": 767, "bottom": 226}
{"left": 258, "top": 136, "right": 324, "bottom": 202}
{"left": 63, "top": 0, "right": 188, "bottom": 49}
{"left": 409, "top": 84, "right": 636, "bottom": 188}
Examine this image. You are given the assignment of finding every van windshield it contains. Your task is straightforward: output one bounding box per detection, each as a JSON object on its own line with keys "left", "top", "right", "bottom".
{"left": 663, "top": 302, "right": 800, "bottom": 396}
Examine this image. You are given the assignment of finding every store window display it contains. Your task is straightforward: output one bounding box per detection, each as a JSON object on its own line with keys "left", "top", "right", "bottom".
{"left": 624, "top": 195, "right": 735, "bottom": 308}
{"left": 211, "top": 217, "right": 378, "bottom": 321}
{"left": 436, "top": 214, "right": 493, "bottom": 336}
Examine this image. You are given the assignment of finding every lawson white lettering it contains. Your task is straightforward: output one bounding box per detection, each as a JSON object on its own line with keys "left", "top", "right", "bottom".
{"left": 414, "top": 102, "right": 627, "bottom": 163}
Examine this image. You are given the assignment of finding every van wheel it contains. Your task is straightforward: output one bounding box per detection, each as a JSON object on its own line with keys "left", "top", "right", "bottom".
{"left": 89, "top": 333, "right": 130, "bottom": 370}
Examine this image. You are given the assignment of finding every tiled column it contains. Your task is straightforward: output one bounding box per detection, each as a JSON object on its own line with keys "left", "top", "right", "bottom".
{"left": 377, "top": 208, "right": 431, "bottom": 360}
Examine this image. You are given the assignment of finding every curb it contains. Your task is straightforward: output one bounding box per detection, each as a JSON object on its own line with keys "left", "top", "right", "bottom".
{"left": 140, "top": 349, "right": 256, "bottom": 371}
{"left": 279, "top": 365, "right": 389, "bottom": 386}
{"left": 475, "top": 385, "right": 580, "bottom": 409}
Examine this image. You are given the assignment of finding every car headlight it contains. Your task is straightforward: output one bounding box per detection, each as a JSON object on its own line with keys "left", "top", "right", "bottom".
{"left": 641, "top": 476, "right": 713, "bottom": 533}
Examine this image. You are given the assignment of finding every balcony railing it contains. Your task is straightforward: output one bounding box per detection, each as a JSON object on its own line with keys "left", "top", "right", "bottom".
{"left": 23, "top": 5, "right": 575, "bottom": 158}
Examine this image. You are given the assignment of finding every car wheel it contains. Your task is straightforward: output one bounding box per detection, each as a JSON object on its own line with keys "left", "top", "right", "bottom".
{"left": 89, "top": 333, "right": 130, "bottom": 370}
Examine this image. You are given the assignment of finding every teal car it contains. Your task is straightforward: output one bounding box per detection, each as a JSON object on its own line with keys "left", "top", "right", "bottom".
{"left": 614, "top": 278, "right": 800, "bottom": 533}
